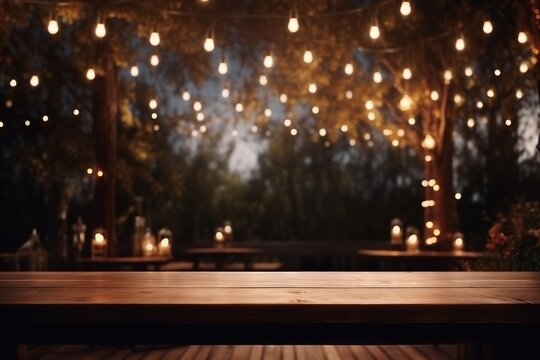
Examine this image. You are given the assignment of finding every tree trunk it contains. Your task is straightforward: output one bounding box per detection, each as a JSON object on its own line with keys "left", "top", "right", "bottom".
{"left": 92, "top": 44, "right": 118, "bottom": 256}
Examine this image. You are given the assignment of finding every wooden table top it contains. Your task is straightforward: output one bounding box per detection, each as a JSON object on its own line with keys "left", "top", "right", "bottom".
{"left": 1, "top": 272, "right": 539, "bottom": 344}
{"left": 357, "top": 249, "right": 485, "bottom": 259}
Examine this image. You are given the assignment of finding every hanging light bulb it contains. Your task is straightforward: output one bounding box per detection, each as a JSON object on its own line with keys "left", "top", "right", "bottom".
{"left": 221, "top": 88, "right": 230, "bottom": 98}
{"left": 344, "top": 63, "right": 354, "bottom": 75}
{"left": 402, "top": 67, "right": 412, "bottom": 79}
{"left": 369, "top": 23, "right": 380, "bottom": 40}
{"left": 95, "top": 16, "right": 106, "bottom": 38}
{"left": 86, "top": 68, "right": 95, "bottom": 80}
{"left": 482, "top": 20, "right": 493, "bottom": 34}
{"left": 373, "top": 70, "right": 382, "bottom": 83}
{"left": 443, "top": 70, "right": 452, "bottom": 83}
{"left": 150, "top": 54, "right": 159, "bottom": 66}
{"left": 264, "top": 53, "right": 274, "bottom": 68}
{"left": 30, "top": 75, "right": 40, "bottom": 87}
{"left": 130, "top": 66, "right": 139, "bottom": 77}
{"left": 308, "top": 83, "right": 317, "bottom": 93}
{"left": 280, "top": 93, "right": 288, "bottom": 103}
{"left": 400, "top": 1, "right": 411, "bottom": 16}
{"left": 517, "top": 31, "right": 528, "bottom": 44}
{"left": 422, "top": 134, "right": 436, "bottom": 150}
{"left": 259, "top": 75, "right": 268, "bottom": 86}
{"left": 149, "top": 26, "right": 160, "bottom": 46}
{"left": 303, "top": 49, "right": 313, "bottom": 64}
{"left": 149, "top": 99, "right": 158, "bottom": 109}
{"left": 48, "top": 16, "right": 59, "bottom": 35}
{"left": 464, "top": 66, "right": 473, "bottom": 77}
{"left": 288, "top": 9, "right": 299, "bottom": 33}
{"left": 430, "top": 90, "right": 439, "bottom": 101}
{"left": 455, "top": 35, "right": 465, "bottom": 51}
{"left": 218, "top": 56, "right": 228, "bottom": 75}
{"left": 203, "top": 30, "right": 215, "bottom": 52}
{"left": 399, "top": 94, "right": 413, "bottom": 111}
{"left": 182, "top": 91, "right": 190, "bottom": 101}
{"left": 519, "top": 62, "right": 528, "bottom": 73}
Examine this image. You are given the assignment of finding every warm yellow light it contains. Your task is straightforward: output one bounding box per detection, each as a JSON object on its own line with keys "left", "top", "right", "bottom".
{"left": 400, "top": 1, "right": 411, "bottom": 16}
{"left": 519, "top": 62, "right": 528, "bottom": 73}
{"left": 149, "top": 99, "right": 157, "bottom": 109}
{"left": 494, "top": 69, "right": 501, "bottom": 76}
{"left": 259, "top": 75, "right": 268, "bottom": 86}
{"left": 194, "top": 101, "right": 202, "bottom": 111}
{"left": 319, "top": 128, "right": 327, "bottom": 137}
{"left": 86, "top": 168, "right": 93, "bottom": 175}
{"left": 455, "top": 192, "right": 462, "bottom": 200}
{"left": 284, "top": 119, "right": 292, "bottom": 127}
{"left": 367, "top": 112, "right": 376, "bottom": 121}
{"left": 515, "top": 89, "right": 523, "bottom": 99}
{"left": 392, "top": 139, "right": 399, "bottom": 147}
{"left": 221, "top": 88, "right": 229, "bottom": 98}
{"left": 303, "top": 49, "right": 313, "bottom": 64}
{"left": 365, "top": 100, "right": 374, "bottom": 110}
{"left": 9, "top": 79, "right": 17, "bottom": 87}
{"left": 487, "top": 89, "right": 495, "bottom": 98}
{"left": 149, "top": 30, "right": 160, "bottom": 46}
{"left": 383, "top": 129, "right": 393, "bottom": 136}
{"left": 421, "top": 180, "right": 428, "bottom": 187}
{"left": 130, "top": 66, "right": 139, "bottom": 77}
{"left": 373, "top": 71, "right": 383, "bottom": 83}
{"left": 455, "top": 35, "right": 465, "bottom": 51}
{"left": 397, "top": 129, "right": 405, "bottom": 137}
{"left": 191, "top": 129, "right": 199, "bottom": 137}
{"left": 402, "top": 67, "right": 412, "bottom": 80}
{"left": 425, "top": 155, "right": 432, "bottom": 162}
{"left": 364, "top": 133, "right": 371, "bottom": 141}
{"left": 196, "top": 113, "right": 204, "bottom": 121}
{"left": 476, "top": 101, "right": 483, "bottom": 109}
{"left": 265, "top": 108, "right": 272, "bottom": 117}
{"left": 235, "top": 103, "right": 243, "bottom": 112}
{"left": 290, "top": 128, "right": 298, "bottom": 136}
{"left": 199, "top": 125, "right": 207, "bottom": 133}
{"left": 464, "top": 67, "right": 473, "bottom": 77}
{"left": 264, "top": 54, "right": 274, "bottom": 68}
{"left": 151, "top": 113, "right": 157, "bottom": 119}
{"left": 345, "top": 90, "right": 353, "bottom": 99}
{"left": 369, "top": 24, "right": 380, "bottom": 40}
{"left": 443, "top": 70, "right": 452, "bottom": 83}
{"left": 340, "top": 124, "right": 348, "bottom": 133}
{"left": 518, "top": 31, "right": 528, "bottom": 44}
{"left": 408, "top": 117, "right": 416, "bottom": 125}
{"left": 430, "top": 90, "right": 439, "bottom": 101}
{"left": 454, "top": 237, "right": 464, "bottom": 248}
{"left": 312, "top": 106, "right": 319, "bottom": 114}
{"left": 218, "top": 59, "right": 228, "bottom": 74}
{"left": 423, "top": 134, "right": 436, "bottom": 149}
{"left": 482, "top": 20, "right": 493, "bottom": 34}
{"left": 349, "top": 139, "right": 357, "bottom": 146}
{"left": 505, "top": 119, "right": 512, "bottom": 126}
{"left": 95, "top": 20, "right": 106, "bottom": 38}
{"left": 428, "top": 179, "right": 436, "bottom": 187}
{"left": 433, "top": 229, "right": 441, "bottom": 236}
{"left": 182, "top": 91, "right": 191, "bottom": 101}
{"left": 344, "top": 63, "right": 354, "bottom": 75}
{"left": 97, "top": 170, "right": 104, "bottom": 177}
{"left": 204, "top": 34, "right": 215, "bottom": 52}
{"left": 150, "top": 54, "right": 159, "bottom": 66}
{"left": 433, "top": 184, "right": 440, "bottom": 191}
{"left": 399, "top": 94, "right": 413, "bottom": 111}
{"left": 42, "top": 115, "right": 48, "bottom": 122}
{"left": 215, "top": 231, "right": 224, "bottom": 242}
{"left": 288, "top": 13, "right": 299, "bottom": 33}
{"left": 426, "top": 221, "right": 433, "bottom": 229}
{"left": 467, "top": 118, "right": 475, "bottom": 128}
{"left": 426, "top": 237, "right": 437, "bottom": 245}
{"left": 30, "top": 75, "right": 40, "bottom": 86}
{"left": 25, "top": 120, "right": 30, "bottom": 126}
{"left": 94, "top": 233, "right": 105, "bottom": 244}
{"left": 280, "top": 93, "right": 288, "bottom": 103}
{"left": 48, "top": 19, "right": 59, "bottom": 35}
{"left": 308, "top": 83, "right": 317, "bottom": 93}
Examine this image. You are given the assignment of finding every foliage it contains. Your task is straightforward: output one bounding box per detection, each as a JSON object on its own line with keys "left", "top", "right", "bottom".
{"left": 483, "top": 200, "right": 540, "bottom": 270}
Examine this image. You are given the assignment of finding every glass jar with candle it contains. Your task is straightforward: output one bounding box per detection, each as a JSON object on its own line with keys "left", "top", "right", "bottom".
{"left": 223, "top": 221, "right": 233, "bottom": 241}
{"left": 405, "top": 227, "right": 419, "bottom": 252}
{"left": 214, "top": 227, "right": 226, "bottom": 246}
{"left": 453, "top": 232, "right": 465, "bottom": 252}
{"left": 142, "top": 228, "right": 156, "bottom": 257}
{"left": 157, "top": 228, "right": 172, "bottom": 257}
{"left": 390, "top": 219, "right": 404, "bottom": 244}
{"left": 91, "top": 228, "right": 108, "bottom": 258}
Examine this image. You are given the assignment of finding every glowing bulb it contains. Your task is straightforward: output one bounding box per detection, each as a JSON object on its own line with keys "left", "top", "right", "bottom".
{"left": 259, "top": 75, "right": 268, "bottom": 86}
{"left": 280, "top": 93, "right": 288, "bottom": 103}
{"left": 48, "top": 18, "right": 59, "bottom": 35}
{"left": 519, "top": 62, "right": 528, "bottom": 73}
{"left": 464, "top": 67, "right": 473, "bottom": 77}
{"left": 319, "top": 128, "right": 327, "bottom": 136}
{"left": 218, "top": 59, "right": 228, "bottom": 74}
{"left": 284, "top": 119, "right": 292, "bottom": 127}
{"left": 433, "top": 229, "right": 441, "bottom": 236}
{"left": 290, "top": 128, "right": 298, "bottom": 136}
{"left": 9, "top": 79, "right": 17, "bottom": 87}
{"left": 476, "top": 101, "right": 483, "bottom": 109}
{"left": 288, "top": 12, "right": 299, "bottom": 33}
{"left": 182, "top": 91, "right": 190, "bottom": 101}
{"left": 149, "top": 29, "right": 160, "bottom": 46}
{"left": 425, "top": 155, "right": 432, "bottom": 162}
{"left": 467, "top": 118, "right": 475, "bottom": 128}
{"left": 303, "top": 49, "right": 313, "bottom": 64}
{"left": 400, "top": 1, "right": 411, "bottom": 16}
{"left": 341, "top": 124, "right": 348, "bottom": 132}
{"left": 517, "top": 31, "right": 527, "bottom": 44}
{"left": 443, "top": 70, "right": 452, "bottom": 83}
{"left": 408, "top": 117, "right": 416, "bottom": 125}
{"left": 345, "top": 90, "right": 353, "bottom": 99}
{"left": 264, "top": 54, "right": 274, "bottom": 68}
{"left": 373, "top": 71, "right": 382, "bottom": 83}
{"left": 251, "top": 125, "right": 258, "bottom": 133}
{"left": 149, "top": 99, "right": 157, "bottom": 109}
{"left": 430, "top": 90, "right": 439, "bottom": 101}
{"left": 454, "top": 94, "right": 463, "bottom": 105}
{"left": 308, "top": 83, "right": 317, "bottom": 93}
{"left": 264, "top": 108, "right": 272, "bottom": 117}
{"left": 349, "top": 139, "right": 357, "bottom": 146}
{"left": 204, "top": 34, "right": 215, "bottom": 52}
{"left": 196, "top": 112, "right": 204, "bottom": 121}
{"left": 42, "top": 115, "right": 48, "bottom": 122}
{"left": 200, "top": 125, "right": 207, "bottom": 133}
{"left": 392, "top": 139, "right": 399, "bottom": 147}
{"left": 515, "top": 89, "right": 523, "bottom": 99}
{"left": 487, "top": 89, "right": 495, "bottom": 98}
{"left": 426, "top": 221, "right": 433, "bottom": 229}
{"left": 455, "top": 35, "right": 465, "bottom": 51}
{"left": 365, "top": 100, "right": 374, "bottom": 110}
{"left": 150, "top": 54, "right": 159, "bottom": 66}
{"left": 221, "top": 88, "right": 229, "bottom": 98}
{"left": 97, "top": 170, "right": 104, "bottom": 177}
{"left": 73, "top": 109, "right": 80, "bottom": 116}
{"left": 30, "top": 75, "right": 39, "bottom": 86}
{"left": 402, "top": 67, "right": 412, "bottom": 79}
{"left": 86, "top": 168, "right": 93, "bottom": 175}
{"left": 455, "top": 193, "right": 462, "bottom": 200}
{"left": 344, "top": 63, "right": 354, "bottom": 75}
{"left": 505, "top": 119, "right": 512, "bottom": 126}
{"left": 368, "top": 112, "right": 376, "bottom": 121}
{"left": 151, "top": 113, "right": 157, "bottom": 119}
{"left": 422, "top": 134, "right": 436, "bottom": 149}
{"left": 312, "top": 106, "right": 319, "bottom": 114}
{"left": 130, "top": 66, "right": 139, "bottom": 77}
{"left": 235, "top": 103, "right": 243, "bottom": 112}
{"left": 193, "top": 101, "right": 202, "bottom": 111}
{"left": 399, "top": 94, "right": 413, "bottom": 111}
{"left": 482, "top": 20, "right": 493, "bottom": 34}
{"left": 369, "top": 24, "right": 380, "bottom": 40}
{"left": 494, "top": 69, "right": 501, "bottom": 76}
{"left": 95, "top": 19, "right": 106, "bottom": 38}
{"left": 433, "top": 184, "right": 440, "bottom": 191}
{"left": 25, "top": 120, "right": 30, "bottom": 126}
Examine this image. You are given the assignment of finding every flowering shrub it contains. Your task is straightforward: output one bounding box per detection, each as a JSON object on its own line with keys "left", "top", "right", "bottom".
{"left": 485, "top": 201, "right": 540, "bottom": 270}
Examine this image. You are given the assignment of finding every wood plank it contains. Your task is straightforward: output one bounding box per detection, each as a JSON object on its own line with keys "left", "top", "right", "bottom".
{"left": 160, "top": 345, "right": 189, "bottom": 360}
{"left": 348, "top": 345, "right": 375, "bottom": 360}
{"left": 396, "top": 345, "right": 430, "bottom": 360}
{"left": 322, "top": 345, "right": 341, "bottom": 360}
{"left": 178, "top": 345, "right": 202, "bottom": 360}
{"left": 334, "top": 345, "right": 358, "bottom": 360}
{"left": 365, "top": 345, "right": 392, "bottom": 360}
{"left": 379, "top": 345, "right": 411, "bottom": 360}
{"left": 303, "top": 345, "right": 325, "bottom": 360}
{"left": 2, "top": 272, "right": 538, "bottom": 289}
{"left": 413, "top": 345, "right": 453, "bottom": 360}
{"left": 282, "top": 345, "right": 295, "bottom": 360}
{"left": 248, "top": 345, "right": 263, "bottom": 360}
{"left": 295, "top": 345, "right": 307, "bottom": 360}
{"left": 262, "top": 345, "right": 279, "bottom": 360}
{"left": 230, "top": 345, "right": 251, "bottom": 360}
{"left": 209, "top": 345, "right": 232, "bottom": 360}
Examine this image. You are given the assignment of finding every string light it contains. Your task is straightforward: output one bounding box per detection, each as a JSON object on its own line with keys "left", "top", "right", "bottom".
{"left": 426, "top": 221, "right": 434, "bottom": 229}
{"left": 373, "top": 71, "right": 382, "bottom": 83}
{"left": 319, "top": 128, "right": 327, "bottom": 136}
{"left": 443, "top": 70, "right": 452, "bottom": 83}
{"left": 308, "top": 83, "right": 317, "bottom": 93}
{"left": 280, "top": 93, "right": 288, "bottom": 103}
{"left": 263, "top": 53, "right": 274, "bottom": 68}
{"left": 455, "top": 193, "right": 462, "bottom": 200}
{"left": 340, "top": 124, "right": 348, "bottom": 133}
{"left": 344, "top": 63, "right": 354, "bottom": 75}
{"left": 312, "top": 106, "right": 319, "bottom": 114}
{"left": 288, "top": 9, "right": 299, "bottom": 33}
{"left": 265, "top": 108, "right": 272, "bottom": 117}
{"left": 467, "top": 118, "right": 475, "bottom": 128}
{"left": 517, "top": 31, "right": 528, "bottom": 44}
{"left": 400, "top": 1, "right": 411, "bottom": 16}
{"left": 392, "top": 139, "right": 399, "bottom": 147}
{"left": 87, "top": 168, "right": 93, "bottom": 175}
{"left": 154, "top": 124, "right": 160, "bottom": 132}
{"left": 204, "top": 30, "right": 215, "bottom": 52}
{"left": 95, "top": 16, "right": 106, "bottom": 38}
{"left": 42, "top": 115, "right": 48, "bottom": 122}
{"left": 494, "top": 69, "right": 501, "bottom": 76}
{"left": 196, "top": 113, "right": 204, "bottom": 121}
{"left": 303, "top": 49, "right": 313, "bottom": 64}
{"left": 73, "top": 109, "right": 79, "bottom": 116}
{"left": 455, "top": 35, "right": 465, "bottom": 51}
{"left": 402, "top": 67, "right": 412, "bottom": 79}
{"left": 482, "top": 20, "right": 493, "bottom": 34}
{"left": 349, "top": 139, "right": 357, "bottom": 146}
{"left": 182, "top": 91, "right": 191, "bottom": 101}
{"left": 284, "top": 118, "right": 292, "bottom": 127}
{"left": 515, "top": 89, "right": 523, "bottom": 99}
{"left": 487, "top": 89, "right": 495, "bottom": 98}
{"left": 519, "top": 62, "right": 528, "bottom": 73}
{"left": 47, "top": 14, "right": 59, "bottom": 35}
{"left": 425, "top": 155, "right": 432, "bottom": 162}
{"left": 235, "top": 103, "right": 243, "bottom": 112}
{"left": 369, "top": 22, "right": 380, "bottom": 40}
{"left": 0, "top": 121, "right": 3, "bottom": 128}
{"left": 30, "top": 75, "right": 39, "bottom": 86}
{"left": 221, "top": 88, "right": 230, "bottom": 98}
{"left": 453, "top": 94, "right": 463, "bottom": 105}
{"left": 368, "top": 112, "right": 376, "bottom": 121}
{"left": 149, "top": 26, "right": 160, "bottom": 46}
{"left": 10, "top": 79, "right": 17, "bottom": 87}
{"left": 25, "top": 120, "right": 31, "bottom": 126}
{"left": 290, "top": 128, "right": 298, "bottom": 136}
{"left": 476, "top": 101, "right": 483, "bottom": 109}
{"left": 149, "top": 99, "right": 158, "bottom": 109}
{"left": 194, "top": 101, "right": 202, "bottom": 111}
{"left": 408, "top": 117, "right": 416, "bottom": 125}
{"left": 151, "top": 113, "right": 157, "bottom": 119}
{"left": 200, "top": 125, "right": 207, "bottom": 133}
{"left": 130, "top": 66, "right": 139, "bottom": 77}
{"left": 422, "top": 134, "right": 436, "bottom": 149}
{"left": 97, "top": 170, "right": 104, "bottom": 177}
{"left": 345, "top": 90, "right": 353, "bottom": 99}
{"left": 259, "top": 75, "right": 268, "bottom": 86}
{"left": 86, "top": 68, "right": 96, "bottom": 80}
{"left": 505, "top": 119, "right": 512, "bottom": 126}
{"left": 365, "top": 100, "right": 374, "bottom": 110}
{"left": 251, "top": 125, "right": 258, "bottom": 133}
{"left": 218, "top": 57, "right": 228, "bottom": 74}
{"left": 150, "top": 54, "right": 159, "bottom": 66}
{"left": 464, "top": 66, "right": 473, "bottom": 77}
{"left": 399, "top": 94, "right": 413, "bottom": 111}
{"left": 430, "top": 90, "right": 439, "bottom": 101}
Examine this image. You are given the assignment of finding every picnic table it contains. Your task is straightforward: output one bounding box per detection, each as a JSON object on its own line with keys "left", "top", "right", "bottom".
{"left": 0, "top": 272, "right": 539, "bottom": 359}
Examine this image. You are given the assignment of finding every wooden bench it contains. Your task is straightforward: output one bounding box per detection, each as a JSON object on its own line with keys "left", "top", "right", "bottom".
{"left": 1, "top": 272, "right": 539, "bottom": 359}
